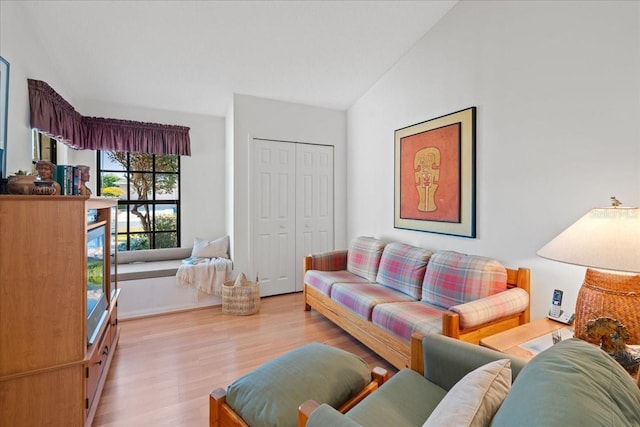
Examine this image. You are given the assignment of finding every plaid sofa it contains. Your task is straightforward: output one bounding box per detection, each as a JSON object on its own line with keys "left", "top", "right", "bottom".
{"left": 303, "top": 237, "right": 531, "bottom": 369}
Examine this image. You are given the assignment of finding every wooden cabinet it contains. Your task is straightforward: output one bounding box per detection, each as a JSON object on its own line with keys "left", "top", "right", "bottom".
{"left": 0, "top": 195, "right": 120, "bottom": 426}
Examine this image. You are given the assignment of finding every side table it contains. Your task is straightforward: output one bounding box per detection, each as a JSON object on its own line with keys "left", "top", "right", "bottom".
{"left": 481, "top": 317, "right": 640, "bottom": 387}
{"left": 480, "top": 317, "right": 570, "bottom": 360}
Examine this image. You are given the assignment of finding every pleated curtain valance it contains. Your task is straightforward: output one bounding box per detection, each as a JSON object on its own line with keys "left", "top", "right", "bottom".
{"left": 83, "top": 117, "right": 191, "bottom": 155}
{"left": 28, "top": 79, "right": 85, "bottom": 147}
{"left": 28, "top": 79, "right": 191, "bottom": 156}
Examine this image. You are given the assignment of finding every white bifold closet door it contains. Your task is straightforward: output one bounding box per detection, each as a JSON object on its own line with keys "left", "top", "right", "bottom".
{"left": 251, "top": 138, "right": 334, "bottom": 296}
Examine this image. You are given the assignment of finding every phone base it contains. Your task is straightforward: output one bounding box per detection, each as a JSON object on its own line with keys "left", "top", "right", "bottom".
{"left": 547, "top": 313, "right": 575, "bottom": 325}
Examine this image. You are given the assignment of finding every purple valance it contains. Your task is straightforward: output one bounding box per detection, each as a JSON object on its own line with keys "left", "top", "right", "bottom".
{"left": 27, "top": 79, "right": 191, "bottom": 156}
{"left": 28, "top": 79, "right": 84, "bottom": 146}
{"left": 83, "top": 117, "right": 191, "bottom": 155}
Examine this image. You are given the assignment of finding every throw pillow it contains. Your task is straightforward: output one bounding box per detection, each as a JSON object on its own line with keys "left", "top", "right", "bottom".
{"left": 422, "top": 251, "right": 508, "bottom": 309}
{"left": 423, "top": 359, "right": 511, "bottom": 427}
{"left": 192, "top": 235, "right": 229, "bottom": 259}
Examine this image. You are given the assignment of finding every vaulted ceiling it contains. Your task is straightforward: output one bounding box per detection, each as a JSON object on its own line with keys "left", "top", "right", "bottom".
{"left": 17, "top": 1, "right": 457, "bottom": 117}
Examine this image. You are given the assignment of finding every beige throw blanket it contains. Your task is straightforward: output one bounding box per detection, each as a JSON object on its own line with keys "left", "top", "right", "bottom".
{"left": 176, "top": 257, "right": 233, "bottom": 296}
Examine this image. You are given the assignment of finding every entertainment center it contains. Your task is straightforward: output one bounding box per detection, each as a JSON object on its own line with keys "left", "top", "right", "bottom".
{"left": 0, "top": 195, "right": 120, "bottom": 426}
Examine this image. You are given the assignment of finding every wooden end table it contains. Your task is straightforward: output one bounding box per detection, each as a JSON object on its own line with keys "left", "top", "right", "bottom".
{"left": 480, "top": 317, "right": 640, "bottom": 387}
{"left": 479, "top": 317, "right": 570, "bottom": 360}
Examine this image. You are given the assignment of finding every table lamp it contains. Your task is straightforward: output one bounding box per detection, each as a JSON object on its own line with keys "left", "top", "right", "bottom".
{"left": 537, "top": 197, "right": 640, "bottom": 345}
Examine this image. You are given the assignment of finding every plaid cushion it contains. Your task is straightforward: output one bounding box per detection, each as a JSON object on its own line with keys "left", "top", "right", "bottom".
{"left": 304, "top": 270, "right": 370, "bottom": 296}
{"left": 347, "top": 236, "right": 387, "bottom": 281}
{"left": 375, "top": 242, "right": 433, "bottom": 299}
{"left": 449, "top": 287, "right": 530, "bottom": 329}
{"left": 371, "top": 301, "right": 445, "bottom": 342}
{"left": 422, "top": 251, "right": 508, "bottom": 309}
{"left": 331, "top": 283, "right": 416, "bottom": 320}
{"left": 308, "top": 250, "right": 348, "bottom": 271}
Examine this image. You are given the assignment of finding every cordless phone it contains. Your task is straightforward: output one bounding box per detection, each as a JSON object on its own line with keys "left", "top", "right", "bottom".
{"left": 549, "top": 289, "right": 563, "bottom": 318}
{"left": 547, "top": 289, "right": 574, "bottom": 324}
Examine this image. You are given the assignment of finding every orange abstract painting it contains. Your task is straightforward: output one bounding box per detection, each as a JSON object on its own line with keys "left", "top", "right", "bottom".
{"left": 399, "top": 123, "right": 460, "bottom": 223}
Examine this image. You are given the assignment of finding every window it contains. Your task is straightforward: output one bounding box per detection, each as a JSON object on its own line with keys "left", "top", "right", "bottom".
{"left": 32, "top": 129, "right": 58, "bottom": 164}
{"left": 98, "top": 151, "right": 180, "bottom": 251}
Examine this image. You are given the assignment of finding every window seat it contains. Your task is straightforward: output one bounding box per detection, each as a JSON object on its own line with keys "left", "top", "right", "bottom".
{"left": 115, "top": 247, "right": 228, "bottom": 319}
{"left": 117, "top": 247, "right": 192, "bottom": 281}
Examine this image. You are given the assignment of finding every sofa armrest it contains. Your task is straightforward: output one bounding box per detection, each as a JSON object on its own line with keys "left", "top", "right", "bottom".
{"left": 301, "top": 401, "right": 362, "bottom": 427}
{"left": 448, "top": 287, "right": 530, "bottom": 329}
{"left": 303, "top": 250, "right": 348, "bottom": 273}
{"left": 418, "top": 333, "right": 527, "bottom": 391}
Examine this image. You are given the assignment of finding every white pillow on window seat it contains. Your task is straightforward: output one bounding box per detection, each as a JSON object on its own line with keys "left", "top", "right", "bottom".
{"left": 192, "top": 235, "right": 229, "bottom": 259}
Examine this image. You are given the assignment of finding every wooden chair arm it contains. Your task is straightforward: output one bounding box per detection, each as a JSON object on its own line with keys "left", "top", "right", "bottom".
{"left": 410, "top": 332, "right": 426, "bottom": 375}
{"left": 298, "top": 400, "right": 320, "bottom": 427}
{"left": 442, "top": 311, "right": 461, "bottom": 339}
{"left": 209, "top": 388, "right": 227, "bottom": 427}
{"left": 337, "top": 366, "right": 389, "bottom": 413}
{"left": 372, "top": 366, "right": 390, "bottom": 385}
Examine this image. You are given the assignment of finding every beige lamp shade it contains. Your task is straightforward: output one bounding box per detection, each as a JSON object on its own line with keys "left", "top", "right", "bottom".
{"left": 537, "top": 206, "right": 640, "bottom": 273}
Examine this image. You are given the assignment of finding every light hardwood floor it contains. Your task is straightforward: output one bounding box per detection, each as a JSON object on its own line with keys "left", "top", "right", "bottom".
{"left": 93, "top": 293, "right": 397, "bottom": 427}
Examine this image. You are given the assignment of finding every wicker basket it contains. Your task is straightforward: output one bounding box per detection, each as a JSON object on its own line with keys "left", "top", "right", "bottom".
{"left": 222, "top": 280, "right": 260, "bottom": 315}
{"left": 574, "top": 268, "right": 640, "bottom": 344}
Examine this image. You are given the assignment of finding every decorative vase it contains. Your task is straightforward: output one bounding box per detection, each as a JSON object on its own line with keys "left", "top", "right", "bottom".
{"left": 32, "top": 179, "right": 57, "bottom": 195}
{"left": 7, "top": 175, "right": 36, "bottom": 195}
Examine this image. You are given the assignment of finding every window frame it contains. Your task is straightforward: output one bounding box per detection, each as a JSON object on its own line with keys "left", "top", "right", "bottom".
{"left": 97, "top": 150, "right": 181, "bottom": 251}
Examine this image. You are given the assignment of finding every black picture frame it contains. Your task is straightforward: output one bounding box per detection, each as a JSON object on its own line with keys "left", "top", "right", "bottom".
{"left": 0, "top": 56, "right": 9, "bottom": 179}
{"left": 394, "top": 107, "right": 476, "bottom": 238}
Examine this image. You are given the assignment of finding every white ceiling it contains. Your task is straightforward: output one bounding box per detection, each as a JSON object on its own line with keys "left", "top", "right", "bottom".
{"left": 19, "top": 0, "right": 457, "bottom": 117}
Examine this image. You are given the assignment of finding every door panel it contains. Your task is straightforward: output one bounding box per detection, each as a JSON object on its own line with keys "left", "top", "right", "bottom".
{"left": 295, "top": 144, "right": 334, "bottom": 291}
{"left": 251, "top": 139, "right": 334, "bottom": 295}
{"left": 252, "top": 140, "right": 296, "bottom": 296}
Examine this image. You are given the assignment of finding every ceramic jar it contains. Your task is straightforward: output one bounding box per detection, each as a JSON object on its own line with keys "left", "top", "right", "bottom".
{"left": 7, "top": 175, "right": 36, "bottom": 195}
{"left": 32, "top": 180, "right": 57, "bottom": 195}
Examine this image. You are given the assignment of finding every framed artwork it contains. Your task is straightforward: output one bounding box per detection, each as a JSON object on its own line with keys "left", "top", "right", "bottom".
{"left": 394, "top": 107, "right": 476, "bottom": 237}
{"left": 0, "top": 56, "right": 9, "bottom": 179}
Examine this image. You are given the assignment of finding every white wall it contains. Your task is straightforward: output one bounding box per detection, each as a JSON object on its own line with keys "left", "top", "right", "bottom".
{"left": 348, "top": 1, "right": 640, "bottom": 319}
{"left": 0, "top": 1, "right": 76, "bottom": 174}
{"left": 230, "top": 94, "right": 347, "bottom": 279}
{"left": 118, "top": 276, "right": 220, "bottom": 319}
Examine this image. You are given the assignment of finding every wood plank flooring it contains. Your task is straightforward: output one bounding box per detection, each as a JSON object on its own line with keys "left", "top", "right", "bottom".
{"left": 93, "top": 293, "right": 397, "bottom": 427}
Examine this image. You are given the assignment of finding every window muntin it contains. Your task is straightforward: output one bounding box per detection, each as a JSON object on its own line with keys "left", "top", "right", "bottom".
{"left": 98, "top": 151, "right": 180, "bottom": 251}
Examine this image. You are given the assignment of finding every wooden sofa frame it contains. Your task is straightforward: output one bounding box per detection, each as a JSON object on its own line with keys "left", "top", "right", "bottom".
{"left": 209, "top": 366, "right": 389, "bottom": 427}
{"left": 303, "top": 256, "right": 531, "bottom": 370}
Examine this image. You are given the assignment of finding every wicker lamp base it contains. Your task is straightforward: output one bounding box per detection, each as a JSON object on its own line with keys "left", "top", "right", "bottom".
{"left": 574, "top": 268, "right": 640, "bottom": 344}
